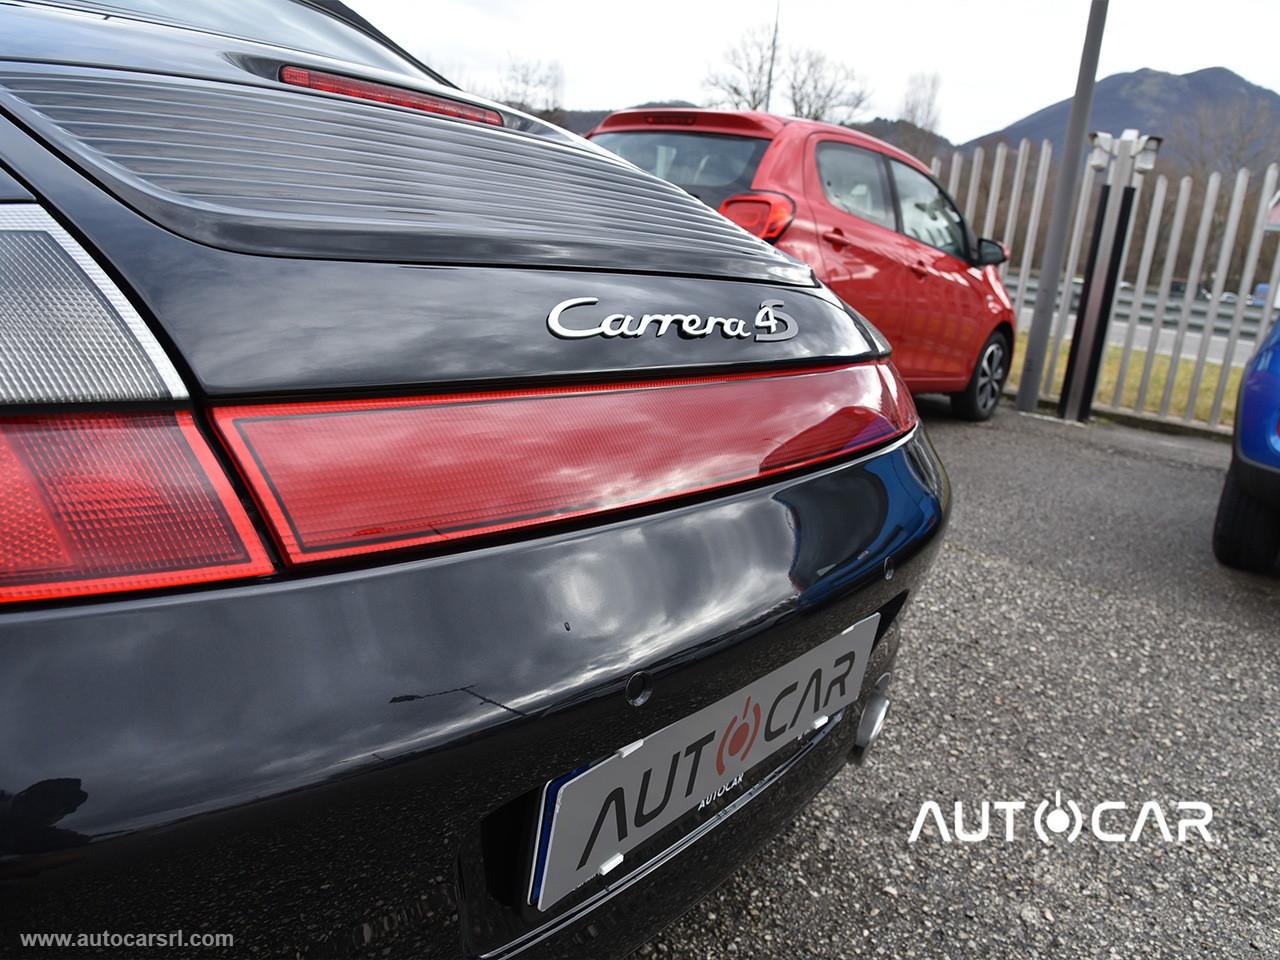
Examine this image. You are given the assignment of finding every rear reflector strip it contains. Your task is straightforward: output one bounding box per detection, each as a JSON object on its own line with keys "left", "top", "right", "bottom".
{"left": 280, "top": 66, "right": 503, "bottom": 126}
{"left": 0, "top": 411, "right": 272, "bottom": 603}
{"left": 214, "top": 364, "right": 916, "bottom": 565}
{"left": 0, "top": 205, "right": 186, "bottom": 404}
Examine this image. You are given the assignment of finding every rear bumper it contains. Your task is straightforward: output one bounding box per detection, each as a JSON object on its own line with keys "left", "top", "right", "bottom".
{"left": 0, "top": 430, "right": 948, "bottom": 959}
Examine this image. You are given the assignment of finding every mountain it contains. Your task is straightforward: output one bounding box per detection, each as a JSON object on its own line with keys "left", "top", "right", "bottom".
{"left": 558, "top": 109, "right": 610, "bottom": 135}
{"left": 850, "top": 118, "right": 955, "bottom": 164}
{"left": 966, "top": 67, "right": 1280, "bottom": 167}
{"left": 553, "top": 67, "right": 1279, "bottom": 171}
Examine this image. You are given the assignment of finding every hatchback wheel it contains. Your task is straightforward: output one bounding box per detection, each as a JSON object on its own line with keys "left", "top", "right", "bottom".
{"left": 951, "top": 331, "right": 1009, "bottom": 421}
{"left": 1213, "top": 463, "right": 1280, "bottom": 573}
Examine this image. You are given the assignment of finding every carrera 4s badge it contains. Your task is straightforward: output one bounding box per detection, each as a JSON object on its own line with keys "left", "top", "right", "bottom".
{"left": 547, "top": 297, "right": 798, "bottom": 343}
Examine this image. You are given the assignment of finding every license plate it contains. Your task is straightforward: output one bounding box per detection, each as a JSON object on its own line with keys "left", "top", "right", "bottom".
{"left": 528, "top": 612, "right": 879, "bottom": 910}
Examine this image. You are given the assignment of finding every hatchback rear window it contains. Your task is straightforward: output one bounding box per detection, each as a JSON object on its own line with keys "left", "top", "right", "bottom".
{"left": 592, "top": 131, "right": 770, "bottom": 210}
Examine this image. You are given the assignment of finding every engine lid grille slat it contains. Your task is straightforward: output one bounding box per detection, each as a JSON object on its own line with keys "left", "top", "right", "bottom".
{"left": 0, "top": 67, "right": 810, "bottom": 284}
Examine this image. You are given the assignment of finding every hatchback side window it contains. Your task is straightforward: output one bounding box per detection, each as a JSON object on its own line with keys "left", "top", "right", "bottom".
{"left": 815, "top": 142, "right": 895, "bottom": 230}
{"left": 890, "top": 161, "right": 966, "bottom": 259}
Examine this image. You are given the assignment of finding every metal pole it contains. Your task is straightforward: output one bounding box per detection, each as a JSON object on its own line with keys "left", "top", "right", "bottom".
{"left": 1062, "top": 134, "right": 1136, "bottom": 421}
{"left": 763, "top": 0, "right": 780, "bottom": 111}
{"left": 1016, "top": 0, "right": 1108, "bottom": 411}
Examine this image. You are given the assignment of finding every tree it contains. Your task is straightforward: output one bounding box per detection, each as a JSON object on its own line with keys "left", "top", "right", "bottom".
{"left": 1159, "top": 99, "right": 1280, "bottom": 290}
{"left": 888, "top": 72, "right": 944, "bottom": 160}
{"left": 1170, "top": 99, "right": 1280, "bottom": 184}
{"left": 498, "top": 58, "right": 565, "bottom": 124}
{"left": 785, "top": 49, "right": 870, "bottom": 123}
{"left": 706, "top": 26, "right": 868, "bottom": 123}
{"left": 900, "top": 72, "right": 941, "bottom": 133}
{"left": 705, "top": 26, "right": 777, "bottom": 111}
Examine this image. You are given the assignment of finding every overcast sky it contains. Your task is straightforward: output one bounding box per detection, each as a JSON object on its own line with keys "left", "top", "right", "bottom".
{"left": 348, "top": 0, "right": 1279, "bottom": 144}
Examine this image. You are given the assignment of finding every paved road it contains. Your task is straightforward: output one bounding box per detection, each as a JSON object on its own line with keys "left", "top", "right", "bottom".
{"left": 641, "top": 400, "right": 1279, "bottom": 959}
{"left": 1015, "top": 307, "right": 1262, "bottom": 367}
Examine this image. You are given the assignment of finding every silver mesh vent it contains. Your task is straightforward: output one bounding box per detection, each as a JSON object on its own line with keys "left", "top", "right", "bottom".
{"left": 0, "top": 205, "right": 186, "bottom": 404}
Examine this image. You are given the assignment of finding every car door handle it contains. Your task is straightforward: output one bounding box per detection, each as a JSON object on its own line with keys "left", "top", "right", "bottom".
{"left": 909, "top": 260, "right": 928, "bottom": 278}
{"left": 821, "top": 229, "right": 848, "bottom": 251}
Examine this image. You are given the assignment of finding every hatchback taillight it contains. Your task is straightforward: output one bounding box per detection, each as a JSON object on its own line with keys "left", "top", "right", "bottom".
{"left": 719, "top": 191, "right": 796, "bottom": 241}
{"left": 214, "top": 363, "right": 916, "bottom": 566}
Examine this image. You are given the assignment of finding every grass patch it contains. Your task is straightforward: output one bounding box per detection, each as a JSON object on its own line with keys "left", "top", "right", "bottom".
{"left": 1007, "top": 331, "right": 1243, "bottom": 426}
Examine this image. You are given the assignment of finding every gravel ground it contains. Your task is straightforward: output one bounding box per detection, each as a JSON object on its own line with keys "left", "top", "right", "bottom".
{"left": 641, "top": 400, "right": 1279, "bottom": 959}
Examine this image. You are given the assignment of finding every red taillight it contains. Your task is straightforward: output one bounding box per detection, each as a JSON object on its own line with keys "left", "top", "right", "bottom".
{"left": 719, "top": 192, "right": 795, "bottom": 241}
{"left": 214, "top": 364, "right": 916, "bottom": 566}
{"left": 279, "top": 66, "right": 503, "bottom": 126}
{"left": 0, "top": 412, "right": 272, "bottom": 603}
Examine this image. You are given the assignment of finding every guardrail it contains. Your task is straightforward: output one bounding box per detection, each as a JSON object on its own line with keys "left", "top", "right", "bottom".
{"left": 1007, "top": 271, "right": 1271, "bottom": 336}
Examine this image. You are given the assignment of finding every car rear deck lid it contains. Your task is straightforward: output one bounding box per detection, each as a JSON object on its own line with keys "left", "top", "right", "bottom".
{"left": 0, "top": 65, "right": 810, "bottom": 285}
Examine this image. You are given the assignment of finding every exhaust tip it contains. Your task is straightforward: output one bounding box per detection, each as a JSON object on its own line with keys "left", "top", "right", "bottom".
{"left": 850, "top": 676, "right": 892, "bottom": 766}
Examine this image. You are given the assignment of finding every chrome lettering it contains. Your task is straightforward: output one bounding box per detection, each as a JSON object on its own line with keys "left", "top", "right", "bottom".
{"left": 754, "top": 300, "right": 798, "bottom": 342}
{"left": 546, "top": 298, "right": 798, "bottom": 342}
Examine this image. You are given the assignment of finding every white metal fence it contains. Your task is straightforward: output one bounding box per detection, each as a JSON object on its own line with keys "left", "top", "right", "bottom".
{"left": 930, "top": 140, "right": 1280, "bottom": 433}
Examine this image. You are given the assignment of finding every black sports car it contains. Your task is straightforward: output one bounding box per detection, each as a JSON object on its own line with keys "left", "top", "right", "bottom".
{"left": 0, "top": 3, "right": 949, "bottom": 956}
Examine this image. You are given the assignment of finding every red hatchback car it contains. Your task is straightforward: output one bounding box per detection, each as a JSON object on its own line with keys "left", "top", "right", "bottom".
{"left": 589, "top": 109, "right": 1016, "bottom": 420}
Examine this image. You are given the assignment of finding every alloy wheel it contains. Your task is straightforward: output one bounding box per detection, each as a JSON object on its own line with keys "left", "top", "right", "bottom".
{"left": 976, "top": 340, "right": 1006, "bottom": 414}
